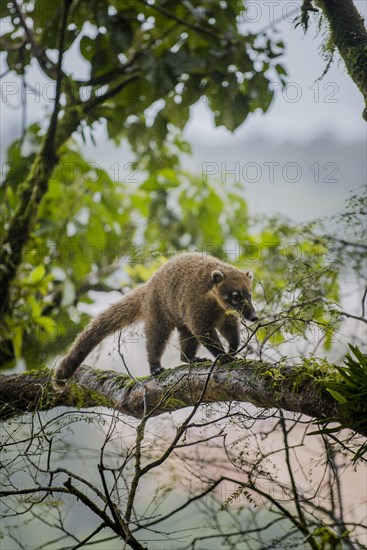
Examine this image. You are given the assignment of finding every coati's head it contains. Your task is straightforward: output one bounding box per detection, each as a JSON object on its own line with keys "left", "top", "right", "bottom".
{"left": 211, "top": 269, "right": 259, "bottom": 322}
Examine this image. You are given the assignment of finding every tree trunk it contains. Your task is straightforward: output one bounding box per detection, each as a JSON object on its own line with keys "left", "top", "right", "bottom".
{"left": 315, "top": 0, "right": 367, "bottom": 119}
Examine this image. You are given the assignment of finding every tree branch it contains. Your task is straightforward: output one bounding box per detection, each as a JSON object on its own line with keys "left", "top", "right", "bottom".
{"left": 138, "top": 0, "right": 227, "bottom": 42}
{"left": 11, "top": 0, "right": 58, "bottom": 80}
{"left": 0, "top": 361, "right": 364, "bottom": 437}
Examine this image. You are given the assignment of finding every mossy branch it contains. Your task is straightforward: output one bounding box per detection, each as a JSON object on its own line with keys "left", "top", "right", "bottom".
{"left": 0, "top": 360, "right": 365, "bottom": 438}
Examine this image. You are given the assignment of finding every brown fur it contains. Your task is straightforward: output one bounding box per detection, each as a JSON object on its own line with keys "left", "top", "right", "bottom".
{"left": 53, "top": 253, "right": 258, "bottom": 388}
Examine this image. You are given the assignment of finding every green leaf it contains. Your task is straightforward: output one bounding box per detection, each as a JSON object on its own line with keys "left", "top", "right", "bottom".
{"left": 325, "top": 388, "right": 347, "bottom": 404}
{"left": 275, "top": 64, "right": 287, "bottom": 76}
{"left": 0, "top": 2, "right": 9, "bottom": 17}
{"left": 12, "top": 326, "right": 23, "bottom": 359}
{"left": 26, "top": 265, "right": 46, "bottom": 285}
{"left": 80, "top": 33, "right": 116, "bottom": 77}
{"left": 80, "top": 35, "right": 95, "bottom": 62}
{"left": 86, "top": 217, "right": 107, "bottom": 251}
{"left": 213, "top": 90, "right": 250, "bottom": 131}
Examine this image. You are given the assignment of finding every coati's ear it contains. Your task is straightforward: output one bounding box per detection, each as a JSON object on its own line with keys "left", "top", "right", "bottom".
{"left": 246, "top": 271, "right": 254, "bottom": 284}
{"left": 211, "top": 270, "right": 224, "bottom": 284}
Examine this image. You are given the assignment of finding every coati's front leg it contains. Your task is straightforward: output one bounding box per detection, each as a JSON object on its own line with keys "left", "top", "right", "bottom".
{"left": 219, "top": 314, "right": 240, "bottom": 355}
{"left": 190, "top": 322, "right": 231, "bottom": 364}
{"left": 179, "top": 326, "right": 208, "bottom": 363}
{"left": 145, "top": 315, "right": 173, "bottom": 375}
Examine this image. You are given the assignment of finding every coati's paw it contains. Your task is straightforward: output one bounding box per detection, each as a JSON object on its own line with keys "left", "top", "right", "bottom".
{"left": 217, "top": 353, "right": 235, "bottom": 365}
{"left": 150, "top": 364, "right": 165, "bottom": 376}
{"left": 52, "top": 376, "right": 68, "bottom": 392}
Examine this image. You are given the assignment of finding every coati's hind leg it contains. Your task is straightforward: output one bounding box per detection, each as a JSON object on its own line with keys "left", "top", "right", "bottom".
{"left": 179, "top": 326, "right": 207, "bottom": 363}
{"left": 219, "top": 314, "right": 240, "bottom": 354}
{"left": 145, "top": 315, "right": 173, "bottom": 376}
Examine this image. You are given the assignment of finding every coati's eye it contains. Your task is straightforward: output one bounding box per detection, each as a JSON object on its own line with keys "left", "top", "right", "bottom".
{"left": 231, "top": 292, "right": 240, "bottom": 301}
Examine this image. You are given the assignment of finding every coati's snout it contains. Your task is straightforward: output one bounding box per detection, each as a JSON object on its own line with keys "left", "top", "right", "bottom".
{"left": 234, "top": 296, "right": 258, "bottom": 322}
{"left": 211, "top": 268, "right": 259, "bottom": 322}
{"left": 242, "top": 304, "right": 259, "bottom": 322}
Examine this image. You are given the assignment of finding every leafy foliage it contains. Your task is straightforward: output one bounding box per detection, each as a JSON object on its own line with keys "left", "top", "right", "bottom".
{"left": 2, "top": 0, "right": 285, "bottom": 146}
{"left": 238, "top": 216, "right": 341, "bottom": 357}
{"left": 325, "top": 345, "right": 367, "bottom": 459}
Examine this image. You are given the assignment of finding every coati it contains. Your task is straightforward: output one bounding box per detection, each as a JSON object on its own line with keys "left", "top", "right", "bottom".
{"left": 53, "top": 253, "right": 258, "bottom": 388}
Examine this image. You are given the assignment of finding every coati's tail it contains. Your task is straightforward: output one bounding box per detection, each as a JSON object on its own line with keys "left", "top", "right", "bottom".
{"left": 52, "top": 286, "right": 145, "bottom": 390}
